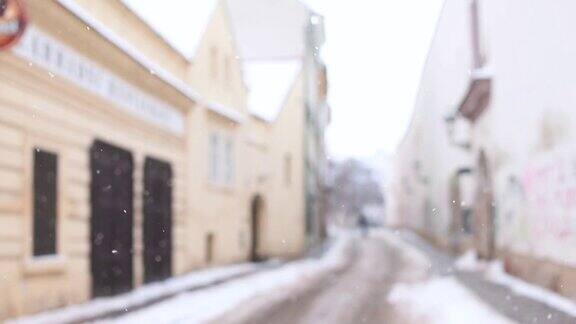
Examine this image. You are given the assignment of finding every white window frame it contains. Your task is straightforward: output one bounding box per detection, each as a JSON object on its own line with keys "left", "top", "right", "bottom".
{"left": 209, "top": 131, "right": 235, "bottom": 186}
{"left": 224, "top": 138, "right": 234, "bottom": 184}
{"left": 209, "top": 133, "right": 220, "bottom": 183}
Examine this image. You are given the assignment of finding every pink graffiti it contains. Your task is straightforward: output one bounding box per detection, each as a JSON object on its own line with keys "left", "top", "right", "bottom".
{"left": 522, "top": 155, "right": 576, "bottom": 240}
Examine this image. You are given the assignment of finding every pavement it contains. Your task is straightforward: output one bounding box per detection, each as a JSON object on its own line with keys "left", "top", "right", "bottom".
{"left": 216, "top": 230, "right": 576, "bottom": 324}
{"left": 401, "top": 231, "right": 576, "bottom": 324}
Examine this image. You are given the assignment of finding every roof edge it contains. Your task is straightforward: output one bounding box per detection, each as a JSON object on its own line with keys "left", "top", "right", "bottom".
{"left": 118, "top": 0, "right": 193, "bottom": 61}
{"left": 55, "top": 0, "right": 201, "bottom": 103}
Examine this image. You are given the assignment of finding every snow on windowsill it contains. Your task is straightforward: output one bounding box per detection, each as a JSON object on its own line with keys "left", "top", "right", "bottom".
{"left": 23, "top": 255, "right": 68, "bottom": 276}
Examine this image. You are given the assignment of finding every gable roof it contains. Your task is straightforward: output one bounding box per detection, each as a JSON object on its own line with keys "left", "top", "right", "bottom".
{"left": 243, "top": 60, "right": 302, "bottom": 122}
{"left": 123, "top": 0, "right": 318, "bottom": 123}
{"left": 226, "top": 0, "right": 311, "bottom": 60}
{"left": 226, "top": 0, "right": 315, "bottom": 122}
{"left": 121, "top": 0, "right": 219, "bottom": 59}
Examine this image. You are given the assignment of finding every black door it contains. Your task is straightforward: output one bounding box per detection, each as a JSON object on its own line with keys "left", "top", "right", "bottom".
{"left": 90, "top": 140, "right": 134, "bottom": 297}
{"left": 143, "top": 157, "right": 173, "bottom": 283}
{"left": 250, "top": 195, "right": 262, "bottom": 262}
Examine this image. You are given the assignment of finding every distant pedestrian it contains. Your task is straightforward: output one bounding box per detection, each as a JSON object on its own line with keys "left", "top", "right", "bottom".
{"left": 358, "top": 212, "right": 369, "bottom": 238}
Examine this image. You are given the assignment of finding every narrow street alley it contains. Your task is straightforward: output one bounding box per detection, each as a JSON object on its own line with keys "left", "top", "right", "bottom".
{"left": 86, "top": 229, "right": 576, "bottom": 324}
{"left": 12, "top": 230, "right": 576, "bottom": 324}
{"left": 216, "top": 232, "right": 427, "bottom": 324}
{"left": 6, "top": 1, "right": 576, "bottom": 323}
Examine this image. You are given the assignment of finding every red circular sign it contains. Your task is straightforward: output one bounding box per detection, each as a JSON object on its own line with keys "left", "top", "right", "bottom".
{"left": 0, "top": 0, "right": 27, "bottom": 51}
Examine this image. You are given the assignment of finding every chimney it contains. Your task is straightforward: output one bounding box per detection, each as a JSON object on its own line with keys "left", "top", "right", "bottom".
{"left": 470, "top": 0, "right": 484, "bottom": 69}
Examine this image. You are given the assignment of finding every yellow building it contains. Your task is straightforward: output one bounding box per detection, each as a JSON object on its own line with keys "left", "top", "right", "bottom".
{"left": 185, "top": 0, "right": 308, "bottom": 264}
{"left": 0, "top": 0, "right": 326, "bottom": 320}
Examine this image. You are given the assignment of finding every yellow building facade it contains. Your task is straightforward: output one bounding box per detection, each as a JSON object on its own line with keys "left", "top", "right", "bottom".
{"left": 186, "top": 0, "right": 308, "bottom": 263}
{"left": 0, "top": 0, "right": 314, "bottom": 320}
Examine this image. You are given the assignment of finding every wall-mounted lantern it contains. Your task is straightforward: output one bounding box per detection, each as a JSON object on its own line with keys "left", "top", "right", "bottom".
{"left": 413, "top": 159, "right": 429, "bottom": 186}
{"left": 444, "top": 112, "right": 471, "bottom": 150}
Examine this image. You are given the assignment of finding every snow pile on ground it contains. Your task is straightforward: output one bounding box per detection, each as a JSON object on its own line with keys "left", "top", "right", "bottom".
{"left": 456, "top": 252, "right": 576, "bottom": 318}
{"left": 388, "top": 277, "right": 514, "bottom": 324}
{"left": 107, "top": 234, "right": 354, "bottom": 323}
{"left": 455, "top": 250, "right": 488, "bottom": 272}
{"left": 486, "top": 261, "right": 576, "bottom": 317}
{"left": 9, "top": 263, "right": 259, "bottom": 324}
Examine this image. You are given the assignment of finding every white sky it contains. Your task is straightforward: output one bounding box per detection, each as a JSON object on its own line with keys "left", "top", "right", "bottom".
{"left": 124, "top": 0, "right": 444, "bottom": 160}
{"left": 301, "top": 0, "right": 444, "bottom": 159}
{"left": 122, "top": 0, "right": 218, "bottom": 57}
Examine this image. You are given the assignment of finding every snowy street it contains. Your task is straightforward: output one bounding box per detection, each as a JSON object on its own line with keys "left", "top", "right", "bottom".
{"left": 101, "top": 230, "right": 571, "bottom": 324}
{"left": 214, "top": 232, "right": 425, "bottom": 324}
{"left": 6, "top": 1, "right": 576, "bottom": 323}
{"left": 13, "top": 229, "right": 576, "bottom": 324}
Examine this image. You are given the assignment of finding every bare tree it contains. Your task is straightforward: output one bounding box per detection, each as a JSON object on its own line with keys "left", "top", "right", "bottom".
{"left": 326, "top": 159, "right": 384, "bottom": 219}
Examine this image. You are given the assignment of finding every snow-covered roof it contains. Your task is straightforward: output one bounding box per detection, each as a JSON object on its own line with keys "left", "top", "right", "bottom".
{"left": 226, "top": 0, "right": 311, "bottom": 60}
{"left": 120, "top": 0, "right": 316, "bottom": 124}
{"left": 121, "top": 0, "right": 219, "bottom": 59}
{"left": 56, "top": 0, "right": 201, "bottom": 102}
{"left": 470, "top": 65, "right": 493, "bottom": 80}
{"left": 225, "top": 0, "right": 314, "bottom": 122}
{"left": 205, "top": 101, "right": 246, "bottom": 124}
{"left": 122, "top": 0, "right": 315, "bottom": 61}
{"left": 243, "top": 60, "right": 302, "bottom": 122}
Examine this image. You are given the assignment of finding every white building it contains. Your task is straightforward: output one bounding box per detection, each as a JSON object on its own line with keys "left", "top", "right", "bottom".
{"left": 392, "top": 0, "right": 576, "bottom": 299}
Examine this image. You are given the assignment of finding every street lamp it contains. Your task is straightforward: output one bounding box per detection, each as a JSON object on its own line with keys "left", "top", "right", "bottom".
{"left": 444, "top": 112, "right": 471, "bottom": 150}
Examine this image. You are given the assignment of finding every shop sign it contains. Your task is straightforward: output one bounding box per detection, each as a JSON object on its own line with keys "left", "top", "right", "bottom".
{"left": 13, "top": 26, "right": 185, "bottom": 135}
{"left": 0, "top": 0, "right": 27, "bottom": 50}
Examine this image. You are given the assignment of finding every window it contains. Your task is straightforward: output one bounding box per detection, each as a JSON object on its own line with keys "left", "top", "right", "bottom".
{"left": 209, "top": 133, "right": 220, "bottom": 183}
{"left": 224, "top": 138, "right": 234, "bottom": 184}
{"left": 462, "top": 208, "right": 473, "bottom": 234}
{"left": 284, "top": 154, "right": 292, "bottom": 186}
{"left": 209, "top": 132, "right": 235, "bottom": 185}
{"left": 33, "top": 148, "right": 58, "bottom": 256}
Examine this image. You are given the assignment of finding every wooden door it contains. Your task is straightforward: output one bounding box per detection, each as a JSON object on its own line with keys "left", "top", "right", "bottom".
{"left": 143, "top": 157, "right": 172, "bottom": 283}
{"left": 90, "top": 140, "right": 134, "bottom": 297}
{"left": 250, "top": 195, "right": 262, "bottom": 262}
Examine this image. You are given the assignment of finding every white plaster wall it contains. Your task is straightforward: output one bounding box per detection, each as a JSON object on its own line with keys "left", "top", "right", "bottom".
{"left": 396, "top": 0, "right": 576, "bottom": 264}
{"left": 475, "top": 0, "right": 576, "bottom": 265}
{"left": 393, "top": 0, "right": 473, "bottom": 243}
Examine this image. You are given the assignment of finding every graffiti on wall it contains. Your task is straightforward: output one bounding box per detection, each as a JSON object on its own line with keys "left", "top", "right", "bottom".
{"left": 522, "top": 150, "right": 576, "bottom": 241}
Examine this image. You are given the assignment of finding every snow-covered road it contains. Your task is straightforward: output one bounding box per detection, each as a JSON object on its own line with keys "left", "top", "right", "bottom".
{"left": 21, "top": 229, "right": 549, "bottom": 324}
{"left": 104, "top": 230, "right": 511, "bottom": 324}
{"left": 216, "top": 231, "right": 429, "bottom": 324}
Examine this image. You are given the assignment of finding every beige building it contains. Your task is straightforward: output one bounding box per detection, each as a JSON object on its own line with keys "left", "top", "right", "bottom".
{"left": 391, "top": 0, "right": 576, "bottom": 300}
{"left": 0, "top": 0, "right": 327, "bottom": 320}
{"left": 184, "top": 0, "right": 311, "bottom": 264}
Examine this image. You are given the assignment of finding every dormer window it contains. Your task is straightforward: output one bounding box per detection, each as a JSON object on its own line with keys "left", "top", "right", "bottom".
{"left": 210, "top": 46, "right": 219, "bottom": 80}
